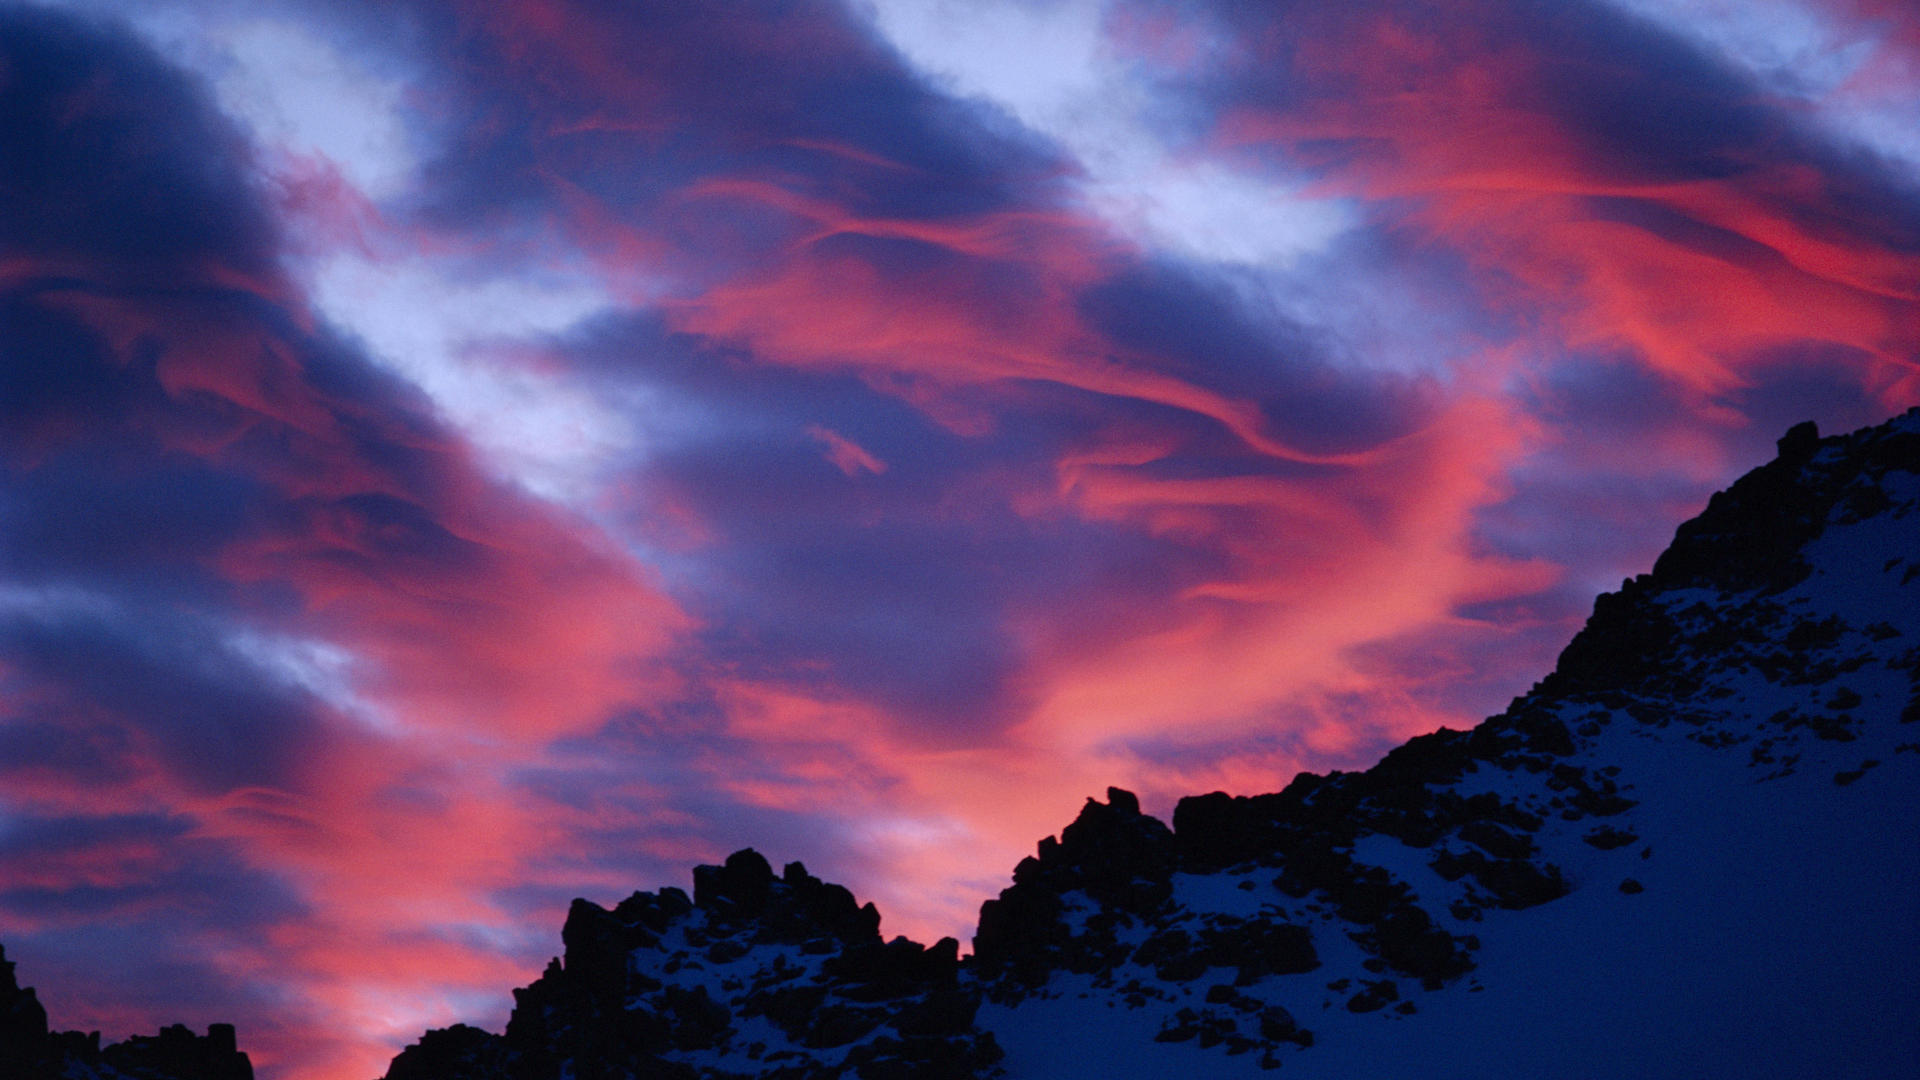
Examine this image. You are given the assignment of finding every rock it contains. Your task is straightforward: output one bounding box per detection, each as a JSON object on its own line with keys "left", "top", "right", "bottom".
{"left": 890, "top": 987, "right": 980, "bottom": 1037}
{"left": 827, "top": 936, "right": 960, "bottom": 1001}
{"left": 1473, "top": 857, "right": 1570, "bottom": 909}
{"left": 802, "top": 1004, "right": 883, "bottom": 1049}
{"left": 1457, "top": 822, "right": 1533, "bottom": 860}
{"left": 1258, "top": 1005, "right": 1311, "bottom": 1046}
{"left": 1777, "top": 420, "right": 1820, "bottom": 462}
{"left": 692, "top": 848, "right": 776, "bottom": 916}
{"left": 1345, "top": 980, "right": 1400, "bottom": 1013}
{"left": 1582, "top": 826, "right": 1639, "bottom": 850}
{"left": 1174, "top": 792, "right": 1265, "bottom": 870}
{"left": 101, "top": 1023, "right": 254, "bottom": 1080}
{"left": 1230, "top": 920, "right": 1320, "bottom": 980}
{"left": 2, "top": 946, "right": 254, "bottom": 1080}
{"left": 1370, "top": 906, "right": 1471, "bottom": 982}
{"left": 0, "top": 945, "right": 50, "bottom": 1058}
{"left": 384, "top": 1025, "right": 511, "bottom": 1080}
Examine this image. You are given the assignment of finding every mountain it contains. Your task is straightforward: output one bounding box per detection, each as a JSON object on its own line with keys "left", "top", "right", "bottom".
{"left": 382, "top": 407, "right": 1920, "bottom": 1079}
{"left": 0, "top": 945, "right": 254, "bottom": 1080}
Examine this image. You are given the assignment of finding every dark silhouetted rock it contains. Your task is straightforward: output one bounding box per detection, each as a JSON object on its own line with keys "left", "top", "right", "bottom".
{"left": 692, "top": 847, "right": 776, "bottom": 916}
{"left": 0, "top": 945, "right": 254, "bottom": 1080}
{"left": 1345, "top": 980, "right": 1400, "bottom": 1013}
{"left": 385, "top": 1025, "right": 511, "bottom": 1080}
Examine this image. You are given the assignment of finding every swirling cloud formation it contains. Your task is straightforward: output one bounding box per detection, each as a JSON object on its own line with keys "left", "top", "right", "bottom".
{"left": 2, "top": 2, "right": 1915, "bottom": 1077}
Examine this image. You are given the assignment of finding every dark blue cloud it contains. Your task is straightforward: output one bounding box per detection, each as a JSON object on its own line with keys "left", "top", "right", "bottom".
{"left": 319, "top": 0, "right": 1482, "bottom": 759}
{"left": 6, "top": 922, "right": 292, "bottom": 1043}
{"left": 0, "top": 292, "right": 140, "bottom": 456}
{"left": 0, "top": 810, "right": 304, "bottom": 1045}
{"left": 563, "top": 312, "right": 1245, "bottom": 740}
{"left": 512, "top": 701, "right": 910, "bottom": 927}
{"left": 0, "top": 7, "right": 465, "bottom": 806}
{"left": 1179, "top": 0, "right": 1920, "bottom": 248}
{"left": 1077, "top": 258, "right": 1439, "bottom": 456}
{"left": 0, "top": 604, "right": 331, "bottom": 793}
{"left": 0, "top": 449, "right": 261, "bottom": 592}
{"left": 0, "top": 714, "right": 139, "bottom": 788}
{"left": 0, "top": 4, "right": 276, "bottom": 269}
{"left": 395, "top": 0, "right": 1068, "bottom": 246}
{"left": 3, "top": 3, "right": 1914, "bottom": 1076}
{"left": 0, "top": 8, "right": 302, "bottom": 796}
{"left": 0, "top": 812, "right": 301, "bottom": 924}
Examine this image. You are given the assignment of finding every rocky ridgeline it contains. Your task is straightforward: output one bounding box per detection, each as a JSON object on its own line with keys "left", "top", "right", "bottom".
{"left": 1524, "top": 413, "right": 1920, "bottom": 762}
{"left": 385, "top": 852, "right": 999, "bottom": 1080}
{"left": 384, "top": 408, "right": 1920, "bottom": 1078}
{"left": 0, "top": 945, "right": 254, "bottom": 1080}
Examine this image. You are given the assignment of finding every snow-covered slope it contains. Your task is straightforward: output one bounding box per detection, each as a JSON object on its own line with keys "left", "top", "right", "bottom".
{"left": 384, "top": 410, "right": 1920, "bottom": 1080}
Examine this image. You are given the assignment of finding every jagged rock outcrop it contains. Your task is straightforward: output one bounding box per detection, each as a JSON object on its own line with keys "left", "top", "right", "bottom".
{"left": 0, "top": 945, "right": 254, "bottom": 1080}
{"left": 389, "top": 408, "right": 1920, "bottom": 1079}
{"left": 387, "top": 852, "right": 998, "bottom": 1080}
{"left": 972, "top": 787, "right": 1179, "bottom": 985}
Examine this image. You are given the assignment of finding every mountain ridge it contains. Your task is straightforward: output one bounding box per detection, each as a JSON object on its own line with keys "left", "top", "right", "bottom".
{"left": 0, "top": 944, "right": 254, "bottom": 1080}
{"left": 373, "top": 405, "right": 1919, "bottom": 1079}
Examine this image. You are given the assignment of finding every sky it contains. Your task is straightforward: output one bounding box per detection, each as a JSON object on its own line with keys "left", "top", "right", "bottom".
{"left": 0, "top": 0, "right": 1916, "bottom": 1077}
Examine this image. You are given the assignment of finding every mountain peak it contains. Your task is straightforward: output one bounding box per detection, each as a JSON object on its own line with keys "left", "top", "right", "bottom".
{"left": 0, "top": 944, "right": 254, "bottom": 1080}
{"left": 375, "top": 407, "right": 1919, "bottom": 1078}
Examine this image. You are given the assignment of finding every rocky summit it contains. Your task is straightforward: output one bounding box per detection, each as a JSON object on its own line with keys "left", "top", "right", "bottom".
{"left": 0, "top": 945, "right": 254, "bottom": 1080}
{"left": 7, "top": 409, "right": 1916, "bottom": 1080}
{"left": 382, "top": 852, "right": 999, "bottom": 1080}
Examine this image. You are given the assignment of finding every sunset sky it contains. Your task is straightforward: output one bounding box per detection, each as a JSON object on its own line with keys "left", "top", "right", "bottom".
{"left": 2, "top": 0, "right": 1917, "bottom": 1077}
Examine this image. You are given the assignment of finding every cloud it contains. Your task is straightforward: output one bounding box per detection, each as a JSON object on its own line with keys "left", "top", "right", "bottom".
{"left": 806, "top": 424, "right": 889, "bottom": 476}
{"left": 0, "top": 6, "right": 278, "bottom": 273}
{"left": 1195, "top": 0, "right": 1920, "bottom": 393}
{"left": 0, "top": 9, "right": 684, "bottom": 1079}
{"left": 5, "top": 2, "right": 1919, "bottom": 1079}
{"left": 866, "top": 0, "right": 1358, "bottom": 267}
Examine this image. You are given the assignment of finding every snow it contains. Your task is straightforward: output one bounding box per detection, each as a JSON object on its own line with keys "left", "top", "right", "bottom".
{"left": 976, "top": 415, "right": 1920, "bottom": 1077}
{"left": 1280, "top": 750, "right": 1919, "bottom": 1079}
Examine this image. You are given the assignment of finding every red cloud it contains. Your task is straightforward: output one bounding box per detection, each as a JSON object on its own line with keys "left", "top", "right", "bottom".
{"left": 1212, "top": 2, "right": 1920, "bottom": 405}
{"left": 12, "top": 5, "right": 1920, "bottom": 1080}
{"left": 807, "top": 424, "right": 888, "bottom": 476}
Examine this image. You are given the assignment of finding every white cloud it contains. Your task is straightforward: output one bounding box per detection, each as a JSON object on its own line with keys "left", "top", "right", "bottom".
{"left": 0, "top": 583, "right": 122, "bottom": 622}
{"left": 309, "top": 250, "right": 633, "bottom": 504}
{"left": 205, "top": 17, "right": 422, "bottom": 201}
{"left": 1603, "top": 0, "right": 1920, "bottom": 175}
{"left": 862, "top": 0, "right": 1356, "bottom": 268}
{"left": 44, "top": 1, "right": 424, "bottom": 199}
{"left": 223, "top": 627, "right": 402, "bottom": 736}
{"left": 40, "top": 0, "right": 644, "bottom": 509}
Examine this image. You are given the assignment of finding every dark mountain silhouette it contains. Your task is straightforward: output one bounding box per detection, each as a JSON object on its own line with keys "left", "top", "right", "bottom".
{"left": 0, "top": 944, "right": 253, "bottom": 1080}
{"left": 380, "top": 406, "right": 1920, "bottom": 1079}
